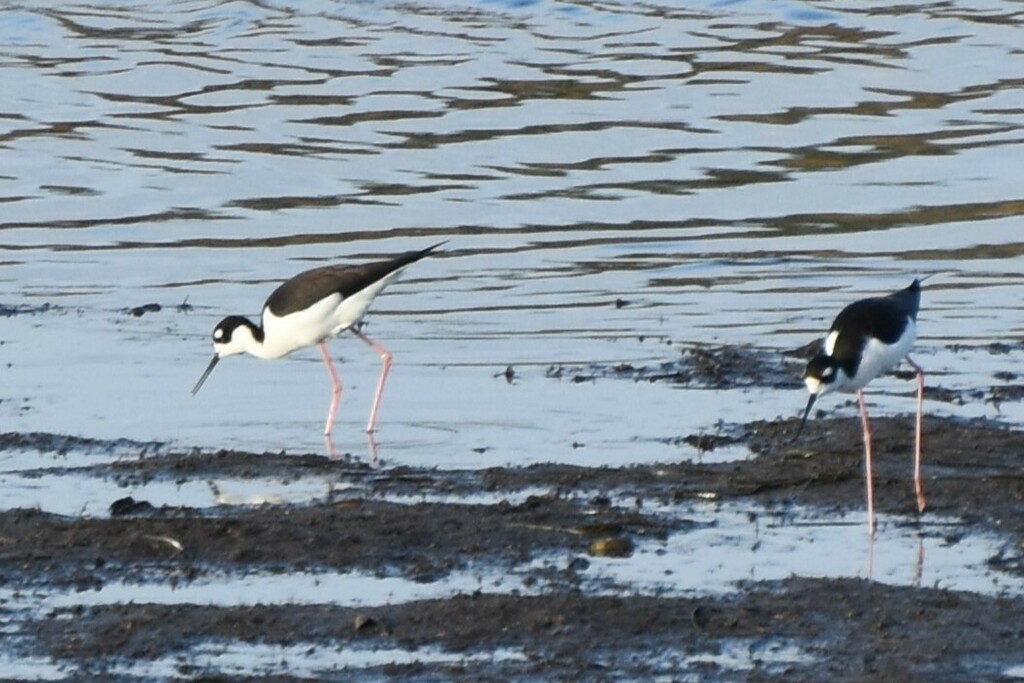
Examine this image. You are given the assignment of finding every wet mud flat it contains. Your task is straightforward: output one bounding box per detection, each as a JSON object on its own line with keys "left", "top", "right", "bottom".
{"left": 3, "top": 413, "right": 1024, "bottom": 681}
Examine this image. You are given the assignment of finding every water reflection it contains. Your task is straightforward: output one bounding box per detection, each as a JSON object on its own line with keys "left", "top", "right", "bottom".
{"left": 0, "top": 0, "right": 1021, "bottom": 458}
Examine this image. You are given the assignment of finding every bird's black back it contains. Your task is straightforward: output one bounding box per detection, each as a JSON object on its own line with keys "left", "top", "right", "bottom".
{"left": 265, "top": 242, "right": 445, "bottom": 318}
{"left": 827, "top": 279, "right": 921, "bottom": 366}
{"left": 884, "top": 278, "right": 921, "bottom": 321}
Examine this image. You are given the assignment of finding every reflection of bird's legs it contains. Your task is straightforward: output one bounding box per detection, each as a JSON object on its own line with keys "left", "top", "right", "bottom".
{"left": 914, "top": 538, "right": 925, "bottom": 588}
{"left": 367, "top": 431, "right": 380, "bottom": 468}
{"left": 866, "top": 529, "right": 875, "bottom": 582}
{"left": 323, "top": 433, "right": 338, "bottom": 460}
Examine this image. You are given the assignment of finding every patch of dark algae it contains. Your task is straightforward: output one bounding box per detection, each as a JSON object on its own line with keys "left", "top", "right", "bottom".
{"left": 4, "top": 414, "right": 1024, "bottom": 680}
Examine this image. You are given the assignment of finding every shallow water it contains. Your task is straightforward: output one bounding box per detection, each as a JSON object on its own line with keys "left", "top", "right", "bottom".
{"left": 8, "top": 638, "right": 807, "bottom": 681}
{"left": 1, "top": 0, "right": 1022, "bottom": 676}
{"left": 109, "top": 644, "right": 530, "bottom": 681}
{"left": 582, "top": 502, "right": 1020, "bottom": 597}
{"left": 2, "top": 0, "right": 1022, "bottom": 465}
{"left": 11, "top": 502, "right": 1013, "bottom": 602}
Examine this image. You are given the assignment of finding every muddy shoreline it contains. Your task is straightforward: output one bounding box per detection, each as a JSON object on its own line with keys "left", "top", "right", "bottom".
{"left": 2, "top": 410, "right": 1024, "bottom": 680}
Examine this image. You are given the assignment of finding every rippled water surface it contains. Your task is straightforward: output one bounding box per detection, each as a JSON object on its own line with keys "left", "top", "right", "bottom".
{"left": 3, "top": 0, "right": 1023, "bottom": 463}
{"left": 1, "top": 0, "right": 1022, "bottom": 674}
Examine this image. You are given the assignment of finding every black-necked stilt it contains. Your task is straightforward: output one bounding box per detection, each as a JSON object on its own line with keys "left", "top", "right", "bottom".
{"left": 795, "top": 278, "right": 926, "bottom": 533}
{"left": 192, "top": 242, "right": 444, "bottom": 436}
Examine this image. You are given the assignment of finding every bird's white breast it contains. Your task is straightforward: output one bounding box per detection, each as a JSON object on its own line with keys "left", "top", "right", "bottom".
{"left": 842, "top": 316, "right": 917, "bottom": 390}
{"left": 260, "top": 294, "right": 343, "bottom": 358}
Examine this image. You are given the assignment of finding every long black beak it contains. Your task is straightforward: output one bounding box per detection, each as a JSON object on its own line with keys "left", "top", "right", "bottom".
{"left": 192, "top": 355, "right": 220, "bottom": 395}
{"left": 793, "top": 393, "right": 817, "bottom": 441}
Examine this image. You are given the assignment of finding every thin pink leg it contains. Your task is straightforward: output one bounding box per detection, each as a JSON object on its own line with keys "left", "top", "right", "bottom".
{"left": 906, "top": 354, "right": 926, "bottom": 513}
{"left": 319, "top": 342, "right": 342, "bottom": 436}
{"left": 857, "top": 390, "right": 876, "bottom": 536}
{"left": 352, "top": 329, "right": 392, "bottom": 434}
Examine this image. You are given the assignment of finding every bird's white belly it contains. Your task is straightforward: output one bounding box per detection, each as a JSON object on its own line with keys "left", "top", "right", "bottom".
{"left": 261, "top": 294, "right": 357, "bottom": 358}
{"left": 842, "top": 318, "right": 917, "bottom": 391}
{"left": 259, "top": 268, "right": 405, "bottom": 358}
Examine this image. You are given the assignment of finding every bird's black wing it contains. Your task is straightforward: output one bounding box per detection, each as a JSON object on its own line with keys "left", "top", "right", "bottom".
{"left": 827, "top": 296, "right": 908, "bottom": 372}
{"left": 265, "top": 242, "right": 445, "bottom": 318}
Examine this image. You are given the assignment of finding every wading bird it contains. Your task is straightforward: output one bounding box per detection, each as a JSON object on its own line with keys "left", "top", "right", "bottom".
{"left": 796, "top": 278, "right": 926, "bottom": 533}
{"left": 192, "top": 242, "right": 444, "bottom": 436}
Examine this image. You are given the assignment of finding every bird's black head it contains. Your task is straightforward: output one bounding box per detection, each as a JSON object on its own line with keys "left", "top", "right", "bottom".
{"left": 803, "top": 354, "right": 842, "bottom": 396}
{"left": 192, "top": 316, "right": 262, "bottom": 396}
{"left": 211, "top": 315, "right": 258, "bottom": 348}
{"left": 794, "top": 354, "right": 843, "bottom": 441}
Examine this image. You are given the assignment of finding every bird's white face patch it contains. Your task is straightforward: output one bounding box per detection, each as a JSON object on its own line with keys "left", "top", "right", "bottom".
{"left": 804, "top": 376, "right": 822, "bottom": 395}
{"left": 821, "top": 366, "right": 835, "bottom": 379}
{"left": 210, "top": 322, "right": 259, "bottom": 359}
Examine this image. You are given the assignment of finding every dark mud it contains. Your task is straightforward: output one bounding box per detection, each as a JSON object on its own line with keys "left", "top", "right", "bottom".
{"left": 3, "top": 410, "right": 1024, "bottom": 680}
{"left": 0, "top": 302, "right": 60, "bottom": 317}
{"left": 546, "top": 341, "right": 1024, "bottom": 408}
{"left": 545, "top": 342, "right": 806, "bottom": 390}
{"left": 25, "top": 580, "right": 1024, "bottom": 682}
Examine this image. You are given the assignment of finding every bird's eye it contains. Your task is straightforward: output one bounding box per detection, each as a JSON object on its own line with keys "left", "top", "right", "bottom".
{"left": 822, "top": 367, "right": 834, "bottom": 377}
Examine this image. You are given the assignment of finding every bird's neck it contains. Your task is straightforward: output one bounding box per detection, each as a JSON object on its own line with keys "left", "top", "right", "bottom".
{"left": 830, "top": 367, "right": 859, "bottom": 393}
{"left": 236, "top": 318, "right": 276, "bottom": 359}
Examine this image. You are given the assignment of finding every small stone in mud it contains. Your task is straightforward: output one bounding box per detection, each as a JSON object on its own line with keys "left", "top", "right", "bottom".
{"left": 128, "top": 303, "right": 162, "bottom": 317}
{"left": 682, "top": 432, "right": 741, "bottom": 453}
{"left": 588, "top": 536, "right": 634, "bottom": 558}
{"left": 615, "top": 298, "right": 630, "bottom": 308}
{"left": 690, "top": 604, "right": 736, "bottom": 631}
{"left": 691, "top": 605, "right": 715, "bottom": 630}
{"left": 109, "top": 496, "right": 156, "bottom": 517}
{"left": 545, "top": 365, "right": 563, "bottom": 379}
{"left": 568, "top": 556, "right": 591, "bottom": 572}
{"left": 353, "top": 614, "right": 378, "bottom": 633}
